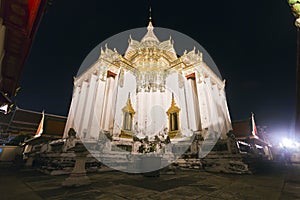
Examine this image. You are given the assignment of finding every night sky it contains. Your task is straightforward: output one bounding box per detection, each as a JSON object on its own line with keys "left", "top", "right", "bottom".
{"left": 18, "top": 1, "right": 297, "bottom": 139}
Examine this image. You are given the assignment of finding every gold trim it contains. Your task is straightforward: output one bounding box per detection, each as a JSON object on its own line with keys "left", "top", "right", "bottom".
{"left": 120, "top": 130, "right": 133, "bottom": 139}
{"left": 166, "top": 93, "right": 180, "bottom": 114}
{"left": 122, "top": 93, "right": 135, "bottom": 114}
{"left": 166, "top": 93, "right": 181, "bottom": 139}
{"left": 120, "top": 93, "right": 135, "bottom": 139}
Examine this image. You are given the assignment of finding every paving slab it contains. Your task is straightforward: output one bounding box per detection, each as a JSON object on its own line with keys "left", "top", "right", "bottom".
{"left": 0, "top": 164, "right": 299, "bottom": 199}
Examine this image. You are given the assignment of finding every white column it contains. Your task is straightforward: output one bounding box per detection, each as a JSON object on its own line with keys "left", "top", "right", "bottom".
{"left": 178, "top": 77, "right": 189, "bottom": 135}
{"left": 185, "top": 79, "right": 196, "bottom": 131}
{"left": 63, "top": 85, "right": 80, "bottom": 138}
{"left": 89, "top": 75, "right": 107, "bottom": 139}
{"left": 188, "top": 78, "right": 201, "bottom": 131}
{"left": 80, "top": 74, "right": 97, "bottom": 138}
{"left": 100, "top": 78, "right": 109, "bottom": 130}
{"left": 178, "top": 74, "right": 186, "bottom": 128}
{"left": 220, "top": 88, "right": 232, "bottom": 135}
{"left": 75, "top": 81, "right": 88, "bottom": 137}
{"left": 109, "top": 75, "right": 119, "bottom": 131}
{"left": 101, "top": 76, "right": 116, "bottom": 131}
{"left": 78, "top": 79, "right": 91, "bottom": 136}
{"left": 212, "top": 83, "right": 224, "bottom": 137}
{"left": 112, "top": 71, "right": 136, "bottom": 136}
{"left": 195, "top": 74, "right": 210, "bottom": 130}
{"left": 204, "top": 77, "right": 221, "bottom": 135}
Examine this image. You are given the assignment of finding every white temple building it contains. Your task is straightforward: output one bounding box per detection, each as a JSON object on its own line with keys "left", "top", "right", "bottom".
{"left": 63, "top": 21, "right": 232, "bottom": 142}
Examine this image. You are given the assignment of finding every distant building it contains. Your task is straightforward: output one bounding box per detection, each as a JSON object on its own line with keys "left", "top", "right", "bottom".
{"left": 232, "top": 113, "right": 273, "bottom": 160}
{"left": 0, "top": 107, "right": 66, "bottom": 140}
{"left": 0, "top": 107, "right": 66, "bottom": 162}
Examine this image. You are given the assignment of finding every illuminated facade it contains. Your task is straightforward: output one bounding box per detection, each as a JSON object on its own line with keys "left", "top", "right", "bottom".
{"left": 63, "top": 21, "right": 232, "bottom": 141}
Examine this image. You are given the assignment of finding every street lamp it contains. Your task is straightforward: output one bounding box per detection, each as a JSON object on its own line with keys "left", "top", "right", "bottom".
{"left": 287, "top": 0, "right": 300, "bottom": 140}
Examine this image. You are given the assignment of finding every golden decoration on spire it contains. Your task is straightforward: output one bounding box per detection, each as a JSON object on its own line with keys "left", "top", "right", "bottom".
{"left": 122, "top": 93, "right": 135, "bottom": 114}
{"left": 167, "top": 93, "right": 181, "bottom": 114}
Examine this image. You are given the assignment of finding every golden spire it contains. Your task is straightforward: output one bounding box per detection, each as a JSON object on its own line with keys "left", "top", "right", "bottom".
{"left": 171, "top": 93, "right": 175, "bottom": 106}
{"left": 122, "top": 93, "right": 135, "bottom": 114}
{"left": 167, "top": 93, "right": 181, "bottom": 114}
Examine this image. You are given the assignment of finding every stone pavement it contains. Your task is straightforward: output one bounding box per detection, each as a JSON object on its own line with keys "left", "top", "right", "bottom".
{"left": 0, "top": 164, "right": 299, "bottom": 200}
{"left": 280, "top": 164, "right": 300, "bottom": 199}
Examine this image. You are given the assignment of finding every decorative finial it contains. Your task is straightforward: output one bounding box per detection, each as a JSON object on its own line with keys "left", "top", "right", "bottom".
{"left": 149, "top": 6, "right": 152, "bottom": 22}
{"left": 128, "top": 34, "right": 132, "bottom": 44}
{"left": 147, "top": 6, "right": 154, "bottom": 29}
{"left": 100, "top": 46, "right": 104, "bottom": 56}
{"left": 171, "top": 93, "right": 175, "bottom": 105}
{"left": 141, "top": 5, "right": 159, "bottom": 43}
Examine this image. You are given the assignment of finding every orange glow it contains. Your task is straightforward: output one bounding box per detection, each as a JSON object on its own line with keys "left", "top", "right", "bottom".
{"left": 27, "top": 0, "right": 41, "bottom": 33}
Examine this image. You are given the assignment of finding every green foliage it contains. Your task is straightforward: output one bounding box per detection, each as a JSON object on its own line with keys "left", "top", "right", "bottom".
{"left": 137, "top": 136, "right": 162, "bottom": 153}
{"left": 288, "top": 0, "right": 299, "bottom": 5}
{"left": 293, "top": 3, "right": 300, "bottom": 13}
{"left": 149, "top": 143, "right": 156, "bottom": 153}
{"left": 138, "top": 145, "right": 145, "bottom": 153}
{"left": 288, "top": 0, "right": 300, "bottom": 17}
{"left": 144, "top": 136, "right": 149, "bottom": 143}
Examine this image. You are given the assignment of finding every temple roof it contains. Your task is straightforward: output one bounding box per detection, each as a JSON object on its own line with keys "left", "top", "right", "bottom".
{"left": 76, "top": 19, "right": 223, "bottom": 81}
{"left": 124, "top": 21, "right": 177, "bottom": 62}
{"left": 0, "top": 107, "right": 66, "bottom": 138}
{"left": 141, "top": 21, "right": 159, "bottom": 43}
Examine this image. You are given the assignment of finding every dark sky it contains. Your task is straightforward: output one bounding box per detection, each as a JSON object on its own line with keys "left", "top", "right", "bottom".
{"left": 18, "top": 0, "right": 296, "bottom": 138}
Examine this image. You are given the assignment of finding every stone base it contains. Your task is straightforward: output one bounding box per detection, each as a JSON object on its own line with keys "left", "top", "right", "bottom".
{"left": 62, "top": 173, "right": 91, "bottom": 187}
{"left": 120, "top": 130, "right": 133, "bottom": 139}
{"left": 50, "top": 169, "right": 72, "bottom": 176}
{"left": 25, "top": 157, "right": 34, "bottom": 167}
{"left": 168, "top": 131, "right": 182, "bottom": 139}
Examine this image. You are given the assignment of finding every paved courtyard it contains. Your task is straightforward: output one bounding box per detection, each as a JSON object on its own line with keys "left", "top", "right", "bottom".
{"left": 0, "top": 164, "right": 299, "bottom": 200}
